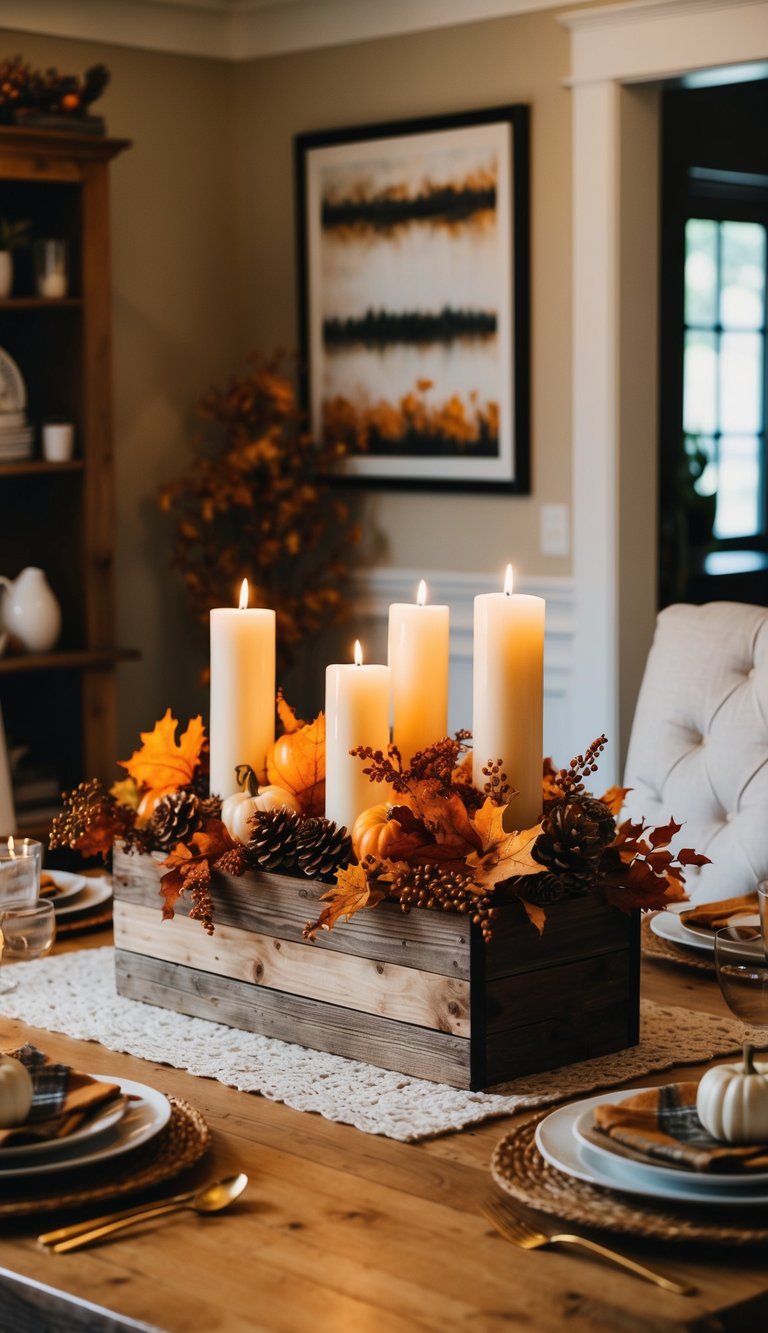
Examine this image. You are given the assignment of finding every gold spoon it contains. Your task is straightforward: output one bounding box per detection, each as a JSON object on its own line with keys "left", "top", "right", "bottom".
{"left": 38, "top": 1173, "right": 248, "bottom": 1253}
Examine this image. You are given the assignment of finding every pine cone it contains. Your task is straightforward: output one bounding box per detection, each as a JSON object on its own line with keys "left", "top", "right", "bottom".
{"left": 198, "top": 794, "right": 223, "bottom": 820}
{"left": 532, "top": 797, "right": 605, "bottom": 885}
{"left": 522, "top": 873, "right": 568, "bottom": 906}
{"left": 578, "top": 795, "right": 617, "bottom": 845}
{"left": 295, "top": 818, "right": 352, "bottom": 882}
{"left": 247, "top": 807, "right": 302, "bottom": 871}
{"left": 149, "top": 790, "right": 200, "bottom": 850}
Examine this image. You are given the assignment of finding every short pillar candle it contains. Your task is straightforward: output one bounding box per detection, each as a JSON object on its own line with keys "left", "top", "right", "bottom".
{"left": 209, "top": 579, "right": 276, "bottom": 798}
{"left": 472, "top": 565, "right": 545, "bottom": 830}
{"left": 325, "top": 641, "right": 390, "bottom": 831}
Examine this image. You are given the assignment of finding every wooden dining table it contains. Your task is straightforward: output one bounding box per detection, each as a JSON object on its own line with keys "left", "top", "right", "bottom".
{"left": 0, "top": 927, "right": 766, "bottom": 1333}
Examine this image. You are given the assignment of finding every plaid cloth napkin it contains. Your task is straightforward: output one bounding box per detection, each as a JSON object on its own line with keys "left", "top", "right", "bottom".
{"left": 592, "top": 1083, "right": 768, "bottom": 1173}
{"left": 679, "top": 894, "right": 759, "bottom": 931}
{"left": 0, "top": 1044, "right": 123, "bottom": 1149}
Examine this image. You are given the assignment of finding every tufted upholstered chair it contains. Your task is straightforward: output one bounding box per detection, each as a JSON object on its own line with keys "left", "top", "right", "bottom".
{"left": 623, "top": 601, "right": 768, "bottom": 904}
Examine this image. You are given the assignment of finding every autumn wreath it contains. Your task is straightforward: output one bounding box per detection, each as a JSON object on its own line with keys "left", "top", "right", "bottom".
{"left": 49, "top": 699, "right": 708, "bottom": 941}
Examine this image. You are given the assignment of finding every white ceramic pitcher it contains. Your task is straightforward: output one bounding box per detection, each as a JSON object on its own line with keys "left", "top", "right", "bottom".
{"left": 0, "top": 567, "right": 61, "bottom": 653}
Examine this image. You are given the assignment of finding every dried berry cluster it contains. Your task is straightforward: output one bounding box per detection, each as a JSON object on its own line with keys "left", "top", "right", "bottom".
{"left": 390, "top": 865, "right": 498, "bottom": 943}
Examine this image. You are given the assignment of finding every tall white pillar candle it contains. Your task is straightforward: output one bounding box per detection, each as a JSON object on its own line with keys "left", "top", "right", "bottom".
{"left": 210, "top": 579, "right": 276, "bottom": 798}
{"left": 325, "top": 640, "right": 390, "bottom": 831}
{"left": 388, "top": 579, "right": 449, "bottom": 765}
{"left": 472, "top": 565, "right": 545, "bottom": 830}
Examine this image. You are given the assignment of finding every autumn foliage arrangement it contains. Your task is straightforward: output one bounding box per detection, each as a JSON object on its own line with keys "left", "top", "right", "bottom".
{"left": 157, "top": 354, "right": 361, "bottom": 675}
{"left": 49, "top": 702, "right": 709, "bottom": 942}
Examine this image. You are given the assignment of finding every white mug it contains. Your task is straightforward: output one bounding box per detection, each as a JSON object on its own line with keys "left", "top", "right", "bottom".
{"left": 42, "top": 422, "right": 75, "bottom": 462}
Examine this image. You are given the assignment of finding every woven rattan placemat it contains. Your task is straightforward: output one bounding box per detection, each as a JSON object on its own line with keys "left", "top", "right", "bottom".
{"left": 641, "top": 914, "right": 715, "bottom": 975}
{"left": 491, "top": 1114, "right": 768, "bottom": 1245}
{"left": 0, "top": 1097, "right": 210, "bottom": 1218}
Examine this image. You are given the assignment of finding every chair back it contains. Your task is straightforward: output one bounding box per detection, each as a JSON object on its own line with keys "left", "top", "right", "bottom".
{"left": 623, "top": 601, "right": 768, "bottom": 903}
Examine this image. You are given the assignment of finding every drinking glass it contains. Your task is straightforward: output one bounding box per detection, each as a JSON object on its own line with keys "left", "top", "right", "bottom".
{"left": 714, "top": 926, "right": 768, "bottom": 1029}
{"left": 758, "top": 880, "right": 768, "bottom": 945}
{"left": 0, "top": 837, "right": 41, "bottom": 907}
{"left": 0, "top": 900, "right": 56, "bottom": 994}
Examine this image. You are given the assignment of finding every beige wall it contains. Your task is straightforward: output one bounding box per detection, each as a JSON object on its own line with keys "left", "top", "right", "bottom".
{"left": 1, "top": 8, "right": 576, "bottom": 751}
{"left": 231, "top": 10, "right": 574, "bottom": 579}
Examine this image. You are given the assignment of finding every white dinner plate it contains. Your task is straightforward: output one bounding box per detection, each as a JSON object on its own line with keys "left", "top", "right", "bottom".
{"left": 572, "top": 1103, "right": 768, "bottom": 1190}
{"left": 53, "top": 875, "right": 112, "bottom": 918}
{"left": 39, "top": 870, "right": 88, "bottom": 905}
{"left": 649, "top": 903, "right": 760, "bottom": 953}
{"left": 0, "top": 1092, "right": 128, "bottom": 1161}
{"left": 535, "top": 1089, "right": 768, "bottom": 1206}
{"left": 0, "top": 347, "right": 26, "bottom": 412}
{"left": 0, "top": 1075, "right": 171, "bottom": 1179}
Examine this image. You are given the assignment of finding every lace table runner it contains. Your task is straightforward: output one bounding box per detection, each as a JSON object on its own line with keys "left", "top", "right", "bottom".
{"left": 1, "top": 947, "right": 757, "bottom": 1142}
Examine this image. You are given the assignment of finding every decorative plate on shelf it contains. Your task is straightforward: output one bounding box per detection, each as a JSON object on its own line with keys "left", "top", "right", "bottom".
{"left": 0, "top": 346, "right": 27, "bottom": 413}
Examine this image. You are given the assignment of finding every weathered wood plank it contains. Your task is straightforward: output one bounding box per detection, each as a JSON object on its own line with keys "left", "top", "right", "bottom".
{"left": 114, "top": 902, "right": 470, "bottom": 1036}
{"left": 114, "top": 950, "right": 472, "bottom": 1087}
{"left": 112, "top": 848, "right": 471, "bottom": 978}
{"left": 483, "top": 894, "right": 635, "bottom": 980}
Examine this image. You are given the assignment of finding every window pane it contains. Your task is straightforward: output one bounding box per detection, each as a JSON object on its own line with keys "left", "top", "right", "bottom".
{"left": 721, "top": 221, "right": 766, "bottom": 330}
{"left": 720, "top": 331, "right": 763, "bottom": 433}
{"left": 683, "top": 331, "right": 717, "bottom": 435}
{"left": 685, "top": 219, "right": 718, "bottom": 326}
{"left": 689, "top": 435, "right": 717, "bottom": 498}
{"left": 714, "top": 434, "right": 762, "bottom": 539}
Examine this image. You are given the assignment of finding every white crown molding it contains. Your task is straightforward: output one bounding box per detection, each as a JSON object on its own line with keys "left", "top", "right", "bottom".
{"left": 1, "top": 0, "right": 685, "bottom": 62}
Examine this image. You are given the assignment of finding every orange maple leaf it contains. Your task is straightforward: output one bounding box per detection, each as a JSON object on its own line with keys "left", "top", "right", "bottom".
{"left": 466, "top": 800, "right": 542, "bottom": 890}
{"left": 303, "top": 863, "right": 386, "bottom": 939}
{"left": 121, "top": 710, "right": 206, "bottom": 819}
{"left": 600, "top": 785, "right": 629, "bottom": 816}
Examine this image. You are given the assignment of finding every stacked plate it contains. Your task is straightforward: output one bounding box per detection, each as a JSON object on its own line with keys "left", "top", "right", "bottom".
{"left": 535, "top": 1087, "right": 768, "bottom": 1207}
{"left": 39, "top": 869, "right": 113, "bottom": 926}
{"left": 0, "top": 1076, "right": 171, "bottom": 1182}
{"left": 0, "top": 346, "right": 32, "bottom": 461}
{"left": 650, "top": 901, "right": 760, "bottom": 954}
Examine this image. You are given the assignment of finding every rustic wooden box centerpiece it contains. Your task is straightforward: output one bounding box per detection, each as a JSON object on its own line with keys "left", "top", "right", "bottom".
{"left": 113, "top": 846, "right": 640, "bottom": 1091}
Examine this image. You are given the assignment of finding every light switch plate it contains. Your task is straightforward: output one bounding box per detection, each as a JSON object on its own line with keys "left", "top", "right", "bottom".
{"left": 540, "top": 503, "right": 570, "bottom": 557}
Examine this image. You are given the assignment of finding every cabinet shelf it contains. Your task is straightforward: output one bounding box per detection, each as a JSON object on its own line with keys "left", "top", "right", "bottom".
{"left": 0, "top": 459, "right": 83, "bottom": 478}
{"left": 0, "top": 298, "right": 82, "bottom": 310}
{"left": 0, "top": 647, "right": 139, "bottom": 675}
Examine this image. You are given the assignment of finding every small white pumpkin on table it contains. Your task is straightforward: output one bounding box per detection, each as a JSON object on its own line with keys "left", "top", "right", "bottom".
{"left": 0, "top": 1053, "right": 33, "bottom": 1128}
{"left": 697, "top": 1043, "right": 768, "bottom": 1143}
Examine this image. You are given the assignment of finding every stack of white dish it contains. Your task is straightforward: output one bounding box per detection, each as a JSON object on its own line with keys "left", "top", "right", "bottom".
{"left": 0, "top": 346, "right": 32, "bottom": 461}
{"left": 0, "top": 1076, "right": 170, "bottom": 1182}
{"left": 650, "top": 902, "right": 760, "bottom": 953}
{"left": 39, "top": 869, "right": 113, "bottom": 923}
{"left": 536, "top": 1088, "right": 768, "bottom": 1207}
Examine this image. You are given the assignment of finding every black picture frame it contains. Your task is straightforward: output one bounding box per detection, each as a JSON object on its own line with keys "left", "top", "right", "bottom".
{"left": 295, "top": 104, "right": 530, "bottom": 493}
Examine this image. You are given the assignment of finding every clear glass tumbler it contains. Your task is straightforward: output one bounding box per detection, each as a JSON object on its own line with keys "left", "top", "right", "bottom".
{"left": 714, "top": 925, "right": 768, "bottom": 1030}
{"left": 0, "top": 899, "right": 56, "bottom": 993}
{"left": 0, "top": 837, "right": 41, "bottom": 907}
{"left": 34, "top": 239, "right": 68, "bottom": 299}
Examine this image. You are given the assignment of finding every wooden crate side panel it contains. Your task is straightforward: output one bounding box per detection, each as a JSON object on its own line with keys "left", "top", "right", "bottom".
{"left": 114, "top": 902, "right": 470, "bottom": 1037}
{"left": 112, "top": 850, "right": 470, "bottom": 979}
{"left": 114, "top": 950, "right": 472, "bottom": 1089}
{"left": 483, "top": 895, "right": 636, "bottom": 980}
{"left": 478, "top": 951, "right": 638, "bottom": 1088}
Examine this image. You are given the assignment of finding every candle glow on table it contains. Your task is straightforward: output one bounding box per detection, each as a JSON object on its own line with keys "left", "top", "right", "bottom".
{"left": 325, "top": 640, "right": 390, "bottom": 831}
{"left": 388, "top": 579, "right": 449, "bottom": 765}
{"left": 472, "top": 564, "right": 545, "bottom": 830}
{"left": 209, "top": 579, "right": 276, "bottom": 798}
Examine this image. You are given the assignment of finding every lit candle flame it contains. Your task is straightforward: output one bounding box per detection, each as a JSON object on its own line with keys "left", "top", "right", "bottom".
{"left": 504, "top": 564, "right": 514, "bottom": 596}
{"left": 417, "top": 579, "right": 427, "bottom": 607}
{"left": 7, "top": 836, "right": 14, "bottom": 858}
{"left": 238, "top": 579, "right": 249, "bottom": 610}
{"left": 354, "top": 639, "right": 363, "bottom": 667}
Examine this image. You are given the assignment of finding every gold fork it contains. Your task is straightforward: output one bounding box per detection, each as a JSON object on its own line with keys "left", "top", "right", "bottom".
{"left": 482, "top": 1196, "right": 696, "bottom": 1296}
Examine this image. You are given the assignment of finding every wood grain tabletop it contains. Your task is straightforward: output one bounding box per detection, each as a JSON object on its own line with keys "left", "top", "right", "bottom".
{"left": 0, "top": 928, "right": 766, "bottom": 1333}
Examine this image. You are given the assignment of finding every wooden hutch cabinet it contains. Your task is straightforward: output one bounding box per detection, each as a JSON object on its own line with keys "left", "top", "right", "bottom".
{"left": 0, "top": 127, "right": 133, "bottom": 837}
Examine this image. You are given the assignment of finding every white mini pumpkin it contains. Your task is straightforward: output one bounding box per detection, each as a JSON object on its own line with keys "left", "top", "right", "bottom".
{"left": 696, "top": 1044, "right": 768, "bottom": 1143}
{"left": 221, "top": 766, "right": 301, "bottom": 844}
{"left": 0, "top": 1054, "right": 33, "bottom": 1128}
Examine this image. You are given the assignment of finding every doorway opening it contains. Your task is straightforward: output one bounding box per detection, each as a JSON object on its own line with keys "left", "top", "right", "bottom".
{"left": 659, "top": 78, "right": 768, "bottom": 609}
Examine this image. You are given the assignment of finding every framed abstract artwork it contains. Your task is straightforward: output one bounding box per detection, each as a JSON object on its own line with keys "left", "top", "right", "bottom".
{"left": 295, "top": 104, "right": 530, "bottom": 492}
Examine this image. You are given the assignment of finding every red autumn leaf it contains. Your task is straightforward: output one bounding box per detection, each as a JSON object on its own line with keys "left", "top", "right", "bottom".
{"left": 159, "top": 817, "right": 238, "bottom": 924}
{"left": 600, "top": 858, "right": 673, "bottom": 913}
{"left": 649, "top": 818, "right": 682, "bottom": 848}
{"left": 678, "top": 848, "right": 712, "bottom": 868}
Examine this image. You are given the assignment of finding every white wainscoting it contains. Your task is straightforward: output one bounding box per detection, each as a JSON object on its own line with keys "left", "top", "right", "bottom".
{"left": 351, "top": 568, "right": 577, "bottom": 766}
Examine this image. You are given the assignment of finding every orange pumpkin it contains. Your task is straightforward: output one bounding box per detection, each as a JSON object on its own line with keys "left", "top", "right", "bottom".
{"left": 267, "top": 719, "right": 325, "bottom": 816}
{"left": 352, "top": 804, "right": 407, "bottom": 862}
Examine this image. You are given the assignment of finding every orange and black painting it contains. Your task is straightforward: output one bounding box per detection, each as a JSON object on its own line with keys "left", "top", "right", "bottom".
{"left": 297, "top": 108, "right": 530, "bottom": 491}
